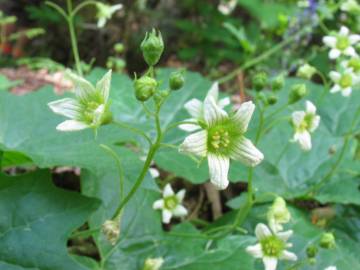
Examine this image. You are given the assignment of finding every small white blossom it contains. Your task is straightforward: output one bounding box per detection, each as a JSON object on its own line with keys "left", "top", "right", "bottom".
{"left": 153, "top": 184, "right": 187, "bottom": 224}
{"left": 329, "top": 69, "right": 358, "bottom": 97}
{"left": 96, "top": 2, "right": 123, "bottom": 28}
{"left": 325, "top": 267, "right": 337, "bottom": 270}
{"left": 322, "top": 26, "right": 360, "bottom": 59}
{"left": 179, "top": 82, "right": 230, "bottom": 132}
{"left": 48, "top": 70, "right": 112, "bottom": 131}
{"left": 218, "top": 0, "right": 237, "bottom": 15}
{"left": 291, "top": 101, "right": 320, "bottom": 151}
{"left": 267, "top": 197, "right": 291, "bottom": 233}
{"left": 246, "top": 223, "right": 297, "bottom": 270}
{"left": 179, "top": 86, "right": 263, "bottom": 190}
{"left": 143, "top": 257, "right": 164, "bottom": 270}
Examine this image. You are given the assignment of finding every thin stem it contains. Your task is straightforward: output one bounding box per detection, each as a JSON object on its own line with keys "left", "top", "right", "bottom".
{"left": 45, "top": 1, "right": 68, "bottom": 20}
{"left": 100, "top": 144, "right": 125, "bottom": 210}
{"left": 67, "top": 0, "right": 83, "bottom": 76}
{"left": 164, "top": 120, "right": 199, "bottom": 133}
{"left": 218, "top": 27, "right": 311, "bottom": 83}
{"left": 72, "top": 0, "right": 98, "bottom": 16}
{"left": 113, "top": 120, "right": 152, "bottom": 146}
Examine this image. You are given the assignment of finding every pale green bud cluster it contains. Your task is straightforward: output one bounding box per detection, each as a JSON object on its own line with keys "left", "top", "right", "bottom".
{"left": 169, "top": 70, "right": 185, "bottom": 91}
{"left": 134, "top": 76, "right": 158, "bottom": 101}
{"left": 272, "top": 74, "right": 285, "bottom": 91}
{"left": 102, "top": 219, "right": 120, "bottom": 245}
{"left": 320, "top": 232, "right": 336, "bottom": 249}
{"left": 252, "top": 71, "right": 268, "bottom": 91}
{"left": 142, "top": 257, "right": 164, "bottom": 270}
{"left": 297, "top": 64, "right": 317, "bottom": 80}
{"left": 267, "top": 197, "right": 291, "bottom": 232}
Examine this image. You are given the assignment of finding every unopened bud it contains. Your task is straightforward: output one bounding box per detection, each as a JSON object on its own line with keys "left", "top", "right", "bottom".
{"left": 306, "top": 245, "right": 318, "bottom": 258}
{"left": 102, "top": 219, "right": 120, "bottom": 245}
{"left": 143, "top": 257, "right": 164, "bottom": 270}
{"left": 289, "top": 84, "right": 307, "bottom": 104}
{"left": 141, "top": 29, "right": 164, "bottom": 66}
{"left": 134, "top": 76, "right": 157, "bottom": 101}
{"left": 252, "top": 71, "right": 268, "bottom": 91}
{"left": 267, "top": 197, "right": 291, "bottom": 232}
{"left": 320, "top": 232, "right": 336, "bottom": 249}
{"left": 169, "top": 70, "right": 185, "bottom": 90}
{"left": 297, "top": 63, "right": 317, "bottom": 80}
{"left": 272, "top": 74, "right": 284, "bottom": 91}
{"left": 114, "top": 43, "right": 124, "bottom": 54}
{"left": 267, "top": 95, "right": 278, "bottom": 105}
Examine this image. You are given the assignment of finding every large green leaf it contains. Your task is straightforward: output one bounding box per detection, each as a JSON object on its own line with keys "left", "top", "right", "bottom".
{"left": 0, "top": 170, "right": 100, "bottom": 270}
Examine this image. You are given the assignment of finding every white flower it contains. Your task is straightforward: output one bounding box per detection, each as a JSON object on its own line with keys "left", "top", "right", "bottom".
{"left": 341, "top": 0, "right": 360, "bottom": 14}
{"left": 143, "top": 257, "right": 164, "bottom": 270}
{"left": 325, "top": 267, "right": 337, "bottom": 270}
{"left": 322, "top": 26, "right": 360, "bottom": 59}
{"left": 153, "top": 184, "right": 187, "bottom": 224}
{"left": 179, "top": 82, "right": 230, "bottom": 132}
{"left": 291, "top": 100, "right": 320, "bottom": 151}
{"left": 179, "top": 86, "right": 263, "bottom": 190}
{"left": 246, "top": 223, "right": 297, "bottom": 270}
{"left": 218, "top": 0, "right": 237, "bottom": 15}
{"left": 329, "top": 69, "right": 358, "bottom": 97}
{"left": 267, "top": 197, "right": 291, "bottom": 233}
{"left": 96, "top": 3, "right": 123, "bottom": 28}
{"left": 48, "top": 70, "right": 112, "bottom": 131}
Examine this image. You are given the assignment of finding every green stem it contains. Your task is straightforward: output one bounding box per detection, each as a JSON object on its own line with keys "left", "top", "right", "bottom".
{"left": 45, "top": 1, "right": 68, "bottom": 20}
{"left": 113, "top": 120, "right": 152, "bottom": 146}
{"left": 72, "top": 0, "right": 98, "bottom": 16}
{"left": 67, "top": 0, "right": 83, "bottom": 76}
{"left": 218, "top": 27, "right": 311, "bottom": 83}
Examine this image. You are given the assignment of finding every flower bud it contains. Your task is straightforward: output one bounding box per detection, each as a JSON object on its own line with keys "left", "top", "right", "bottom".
{"left": 267, "top": 197, "right": 291, "bottom": 232}
{"left": 154, "top": 90, "right": 170, "bottom": 105}
{"left": 143, "top": 257, "right": 164, "bottom": 270}
{"left": 297, "top": 63, "right": 317, "bottom": 80}
{"left": 267, "top": 95, "right": 278, "bottom": 105}
{"left": 257, "top": 92, "right": 268, "bottom": 106}
{"left": 169, "top": 70, "right": 185, "bottom": 90}
{"left": 114, "top": 43, "right": 124, "bottom": 54}
{"left": 306, "top": 245, "right": 318, "bottom": 258}
{"left": 141, "top": 29, "right": 164, "bottom": 66}
{"left": 134, "top": 76, "right": 157, "bottom": 101}
{"left": 102, "top": 219, "right": 120, "bottom": 245}
{"left": 320, "top": 232, "right": 336, "bottom": 249}
{"left": 288, "top": 84, "right": 307, "bottom": 104}
{"left": 252, "top": 71, "right": 268, "bottom": 91}
{"left": 272, "top": 74, "right": 284, "bottom": 91}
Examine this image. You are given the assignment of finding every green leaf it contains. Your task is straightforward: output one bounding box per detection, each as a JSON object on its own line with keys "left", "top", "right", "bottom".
{"left": 0, "top": 170, "right": 100, "bottom": 270}
{"left": 0, "top": 75, "right": 22, "bottom": 90}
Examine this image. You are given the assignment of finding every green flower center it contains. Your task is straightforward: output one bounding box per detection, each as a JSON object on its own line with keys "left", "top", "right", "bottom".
{"left": 260, "top": 235, "right": 285, "bottom": 257}
{"left": 207, "top": 119, "right": 241, "bottom": 155}
{"left": 348, "top": 58, "right": 360, "bottom": 73}
{"left": 164, "top": 195, "right": 178, "bottom": 210}
{"left": 78, "top": 91, "right": 107, "bottom": 125}
{"left": 339, "top": 74, "right": 352, "bottom": 88}
{"left": 336, "top": 36, "right": 350, "bottom": 51}
{"left": 297, "top": 113, "right": 314, "bottom": 132}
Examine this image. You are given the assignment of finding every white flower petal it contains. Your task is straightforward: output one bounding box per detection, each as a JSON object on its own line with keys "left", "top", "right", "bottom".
{"left": 179, "top": 130, "right": 208, "bottom": 157}
{"left": 56, "top": 120, "right": 89, "bottom": 131}
{"left": 325, "top": 266, "right": 337, "bottom": 270}
{"left": 153, "top": 199, "right": 164, "bottom": 210}
{"left": 294, "top": 130, "right": 312, "bottom": 151}
{"left": 48, "top": 98, "right": 81, "bottom": 118}
{"left": 207, "top": 82, "right": 220, "bottom": 101}
{"left": 184, "top": 98, "right": 203, "bottom": 118}
{"left": 246, "top": 243, "right": 263, "bottom": 258}
{"left": 306, "top": 100, "right": 316, "bottom": 114}
{"left": 162, "top": 209, "right": 172, "bottom": 224}
{"left": 309, "top": 115, "right": 320, "bottom": 132}
{"left": 110, "top": 4, "right": 123, "bottom": 13}
{"left": 323, "top": 36, "right": 336, "bottom": 47}
{"left": 255, "top": 223, "right": 272, "bottom": 241}
{"left": 178, "top": 119, "right": 201, "bottom": 132}
{"left": 277, "top": 230, "right": 293, "bottom": 242}
{"left": 96, "top": 70, "right": 112, "bottom": 102}
{"left": 66, "top": 70, "right": 96, "bottom": 100}
{"left": 263, "top": 256, "right": 278, "bottom": 270}
{"left": 344, "top": 46, "right": 357, "bottom": 57}
{"left": 92, "top": 104, "right": 105, "bottom": 126}
{"left": 203, "top": 96, "right": 228, "bottom": 126}
{"left": 230, "top": 137, "right": 264, "bottom": 167}
{"left": 329, "top": 71, "right": 341, "bottom": 82}
{"left": 97, "top": 18, "right": 106, "bottom": 28}
{"left": 329, "top": 49, "right": 341, "bottom": 59}
{"left": 291, "top": 111, "right": 305, "bottom": 127}
{"left": 207, "top": 153, "right": 229, "bottom": 190}
{"left": 280, "top": 250, "right": 298, "bottom": 261}
{"left": 231, "top": 101, "right": 255, "bottom": 133}
{"left": 176, "top": 189, "right": 186, "bottom": 202}
{"left": 339, "top": 26, "right": 349, "bottom": 36}
{"left": 163, "top": 184, "right": 174, "bottom": 197}
{"left": 149, "top": 168, "right": 160, "bottom": 178}
{"left": 330, "top": 84, "right": 341, "bottom": 93}
{"left": 342, "top": 87, "right": 352, "bottom": 96}
{"left": 349, "top": 34, "right": 360, "bottom": 44}
{"left": 172, "top": 205, "right": 188, "bottom": 217}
